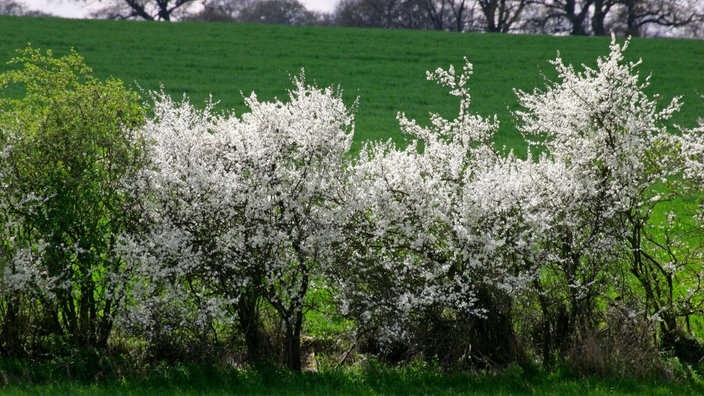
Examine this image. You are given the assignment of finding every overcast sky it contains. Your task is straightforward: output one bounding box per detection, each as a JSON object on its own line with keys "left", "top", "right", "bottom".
{"left": 20, "top": 0, "right": 340, "bottom": 18}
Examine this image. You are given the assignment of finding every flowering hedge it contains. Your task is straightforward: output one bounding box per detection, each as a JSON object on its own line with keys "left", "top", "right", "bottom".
{"left": 1, "top": 37, "right": 703, "bottom": 373}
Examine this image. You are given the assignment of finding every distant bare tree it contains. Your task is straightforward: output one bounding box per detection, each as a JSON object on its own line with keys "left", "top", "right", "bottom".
{"left": 475, "top": 0, "right": 532, "bottom": 32}
{"left": 676, "top": 14, "right": 704, "bottom": 38}
{"left": 0, "top": 0, "right": 25, "bottom": 15}
{"left": 181, "top": 7, "right": 235, "bottom": 21}
{"left": 236, "top": 0, "right": 322, "bottom": 25}
{"left": 590, "top": 0, "right": 618, "bottom": 35}
{"left": 335, "top": 0, "right": 434, "bottom": 29}
{"left": 0, "top": 0, "right": 53, "bottom": 16}
{"left": 528, "top": 0, "right": 593, "bottom": 35}
{"left": 611, "top": 0, "right": 704, "bottom": 37}
{"left": 423, "top": 0, "right": 476, "bottom": 31}
{"left": 88, "top": 0, "right": 200, "bottom": 21}
{"left": 524, "top": 0, "right": 701, "bottom": 37}
{"left": 334, "top": 0, "right": 483, "bottom": 32}
{"left": 184, "top": 0, "right": 254, "bottom": 21}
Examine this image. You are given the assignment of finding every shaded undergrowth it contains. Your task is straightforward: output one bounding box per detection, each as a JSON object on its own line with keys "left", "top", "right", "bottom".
{"left": 1, "top": 355, "right": 703, "bottom": 395}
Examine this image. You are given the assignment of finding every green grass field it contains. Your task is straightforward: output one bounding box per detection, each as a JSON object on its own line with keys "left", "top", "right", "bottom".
{"left": 1, "top": 16, "right": 702, "bottom": 152}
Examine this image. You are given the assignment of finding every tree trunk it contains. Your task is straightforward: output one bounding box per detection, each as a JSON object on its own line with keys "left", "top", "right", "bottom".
{"left": 78, "top": 281, "right": 94, "bottom": 347}
{"left": 471, "top": 286, "right": 519, "bottom": 366}
{"left": 534, "top": 283, "right": 554, "bottom": 368}
{"left": 238, "top": 291, "right": 263, "bottom": 363}
{"left": 569, "top": 16, "right": 587, "bottom": 35}
{"left": 1, "top": 293, "right": 22, "bottom": 356}
{"left": 284, "top": 320, "right": 302, "bottom": 371}
{"left": 565, "top": 0, "right": 591, "bottom": 36}
{"left": 96, "top": 298, "right": 114, "bottom": 349}
{"left": 624, "top": 0, "right": 641, "bottom": 37}
{"left": 591, "top": 0, "right": 607, "bottom": 35}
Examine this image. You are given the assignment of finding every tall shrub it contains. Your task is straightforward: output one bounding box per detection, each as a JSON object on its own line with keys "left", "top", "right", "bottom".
{"left": 0, "top": 46, "right": 146, "bottom": 353}
{"left": 121, "top": 74, "right": 356, "bottom": 370}
{"left": 337, "top": 59, "right": 536, "bottom": 366}
{"left": 515, "top": 35, "right": 704, "bottom": 365}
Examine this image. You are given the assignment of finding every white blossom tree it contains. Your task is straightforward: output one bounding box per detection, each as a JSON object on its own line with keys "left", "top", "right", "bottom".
{"left": 121, "top": 74, "right": 356, "bottom": 369}
{"left": 335, "top": 59, "right": 542, "bottom": 364}
{"left": 116, "top": 93, "right": 246, "bottom": 356}
{"left": 515, "top": 35, "right": 704, "bottom": 361}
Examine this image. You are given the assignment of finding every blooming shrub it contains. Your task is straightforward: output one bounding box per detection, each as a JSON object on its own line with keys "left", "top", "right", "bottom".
{"left": 120, "top": 74, "right": 355, "bottom": 369}
{"left": 515, "top": 36, "right": 704, "bottom": 363}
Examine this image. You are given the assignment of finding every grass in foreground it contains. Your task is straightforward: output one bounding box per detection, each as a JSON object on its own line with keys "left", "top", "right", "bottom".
{"left": 1, "top": 359, "right": 704, "bottom": 395}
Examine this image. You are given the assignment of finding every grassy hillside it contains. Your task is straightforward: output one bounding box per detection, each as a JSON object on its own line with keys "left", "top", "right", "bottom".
{"left": 1, "top": 16, "right": 702, "bottom": 151}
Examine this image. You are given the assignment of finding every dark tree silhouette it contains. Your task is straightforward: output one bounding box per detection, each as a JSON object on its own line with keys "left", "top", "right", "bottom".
{"left": 88, "top": 0, "right": 199, "bottom": 21}
{"left": 476, "top": 0, "right": 532, "bottom": 33}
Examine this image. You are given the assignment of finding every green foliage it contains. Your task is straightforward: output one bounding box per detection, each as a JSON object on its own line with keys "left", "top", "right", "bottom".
{"left": 0, "top": 16, "right": 701, "bottom": 153}
{"left": 0, "top": 45, "right": 146, "bottom": 352}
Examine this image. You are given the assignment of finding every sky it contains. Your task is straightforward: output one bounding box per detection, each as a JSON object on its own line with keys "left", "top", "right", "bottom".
{"left": 20, "top": 0, "right": 340, "bottom": 19}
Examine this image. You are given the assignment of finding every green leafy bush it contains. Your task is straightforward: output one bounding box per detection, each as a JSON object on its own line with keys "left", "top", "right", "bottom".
{"left": 0, "top": 46, "right": 146, "bottom": 354}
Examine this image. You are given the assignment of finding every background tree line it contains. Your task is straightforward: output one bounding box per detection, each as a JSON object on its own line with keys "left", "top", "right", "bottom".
{"left": 1, "top": 0, "right": 702, "bottom": 38}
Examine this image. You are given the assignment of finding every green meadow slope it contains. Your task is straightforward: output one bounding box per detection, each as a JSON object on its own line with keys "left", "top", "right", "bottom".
{"left": 0, "top": 16, "right": 702, "bottom": 151}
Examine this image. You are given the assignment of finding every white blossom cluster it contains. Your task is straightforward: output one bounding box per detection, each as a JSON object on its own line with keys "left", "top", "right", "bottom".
{"left": 118, "top": 74, "right": 355, "bottom": 342}
{"left": 0, "top": 136, "right": 54, "bottom": 304}
{"left": 516, "top": 37, "right": 704, "bottom": 329}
